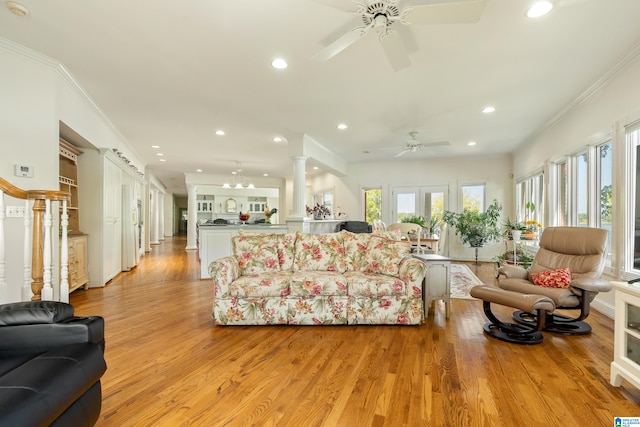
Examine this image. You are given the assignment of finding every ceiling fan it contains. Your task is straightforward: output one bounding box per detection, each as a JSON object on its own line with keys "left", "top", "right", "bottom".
{"left": 311, "top": 0, "right": 486, "bottom": 71}
{"left": 374, "top": 132, "right": 449, "bottom": 157}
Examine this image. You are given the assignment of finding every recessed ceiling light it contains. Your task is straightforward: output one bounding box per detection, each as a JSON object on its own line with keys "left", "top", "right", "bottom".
{"left": 337, "top": 123, "right": 348, "bottom": 130}
{"left": 468, "top": 141, "right": 477, "bottom": 146}
{"left": 156, "top": 153, "right": 164, "bottom": 156}
{"left": 231, "top": 171, "right": 237, "bottom": 175}
{"left": 6, "top": 2, "right": 28, "bottom": 16}
{"left": 196, "top": 169, "right": 202, "bottom": 172}
{"left": 313, "top": 166, "right": 319, "bottom": 170}
{"left": 526, "top": 1, "right": 553, "bottom": 18}
{"left": 482, "top": 106, "right": 496, "bottom": 114}
{"left": 273, "top": 136, "right": 283, "bottom": 142}
{"left": 215, "top": 130, "right": 225, "bottom": 136}
{"left": 159, "top": 159, "right": 166, "bottom": 162}
{"left": 263, "top": 173, "right": 269, "bottom": 177}
{"left": 151, "top": 145, "right": 160, "bottom": 149}
{"left": 272, "top": 58, "right": 288, "bottom": 69}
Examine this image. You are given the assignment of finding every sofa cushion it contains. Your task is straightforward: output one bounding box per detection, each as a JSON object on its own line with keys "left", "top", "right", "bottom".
{"left": 293, "top": 232, "right": 347, "bottom": 273}
{"left": 287, "top": 296, "right": 348, "bottom": 325}
{"left": 232, "top": 234, "right": 281, "bottom": 275}
{"left": 362, "top": 236, "right": 411, "bottom": 276}
{"left": 341, "top": 230, "right": 371, "bottom": 271}
{"left": 290, "top": 271, "right": 348, "bottom": 296}
{"left": 344, "top": 271, "right": 406, "bottom": 297}
{"left": 278, "top": 232, "right": 297, "bottom": 271}
{"left": 229, "top": 272, "right": 292, "bottom": 298}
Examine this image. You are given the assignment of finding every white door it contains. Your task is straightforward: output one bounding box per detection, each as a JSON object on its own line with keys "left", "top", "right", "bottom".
{"left": 103, "top": 158, "right": 122, "bottom": 283}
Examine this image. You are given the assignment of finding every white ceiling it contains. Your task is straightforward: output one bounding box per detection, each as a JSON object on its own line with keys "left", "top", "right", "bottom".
{"left": 2, "top": 0, "right": 640, "bottom": 195}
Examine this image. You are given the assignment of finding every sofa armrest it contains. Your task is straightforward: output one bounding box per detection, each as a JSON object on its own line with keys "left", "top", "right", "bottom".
{"left": 209, "top": 256, "right": 240, "bottom": 298}
{"left": 0, "top": 315, "right": 105, "bottom": 357}
{"left": 399, "top": 257, "right": 427, "bottom": 298}
{"left": 0, "top": 301, "right": 75, "bottom": 326}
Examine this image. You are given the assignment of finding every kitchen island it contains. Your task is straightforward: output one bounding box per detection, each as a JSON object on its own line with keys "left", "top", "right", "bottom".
{"left": 198, "top": 224, "right": 289, "bottom": 279}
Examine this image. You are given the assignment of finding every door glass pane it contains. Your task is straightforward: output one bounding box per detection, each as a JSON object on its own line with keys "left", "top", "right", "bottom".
{"left": 364, "top": 188, "right": 382, "bottom": 223}
{"left": 397, "top": 192, "right": 416, "bottom": 222}
{"left": 427, "top": 192, "right": 444, "bottom": 234}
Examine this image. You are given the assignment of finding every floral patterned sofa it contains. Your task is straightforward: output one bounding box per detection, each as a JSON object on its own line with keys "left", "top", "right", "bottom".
{"left": 208, "top": 230, "right": 427, "bottom": 325}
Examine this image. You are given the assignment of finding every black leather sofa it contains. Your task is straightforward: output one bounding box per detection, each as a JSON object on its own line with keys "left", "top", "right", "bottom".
{"left": 0, "top": 301, "right": 107, "bottom": 427}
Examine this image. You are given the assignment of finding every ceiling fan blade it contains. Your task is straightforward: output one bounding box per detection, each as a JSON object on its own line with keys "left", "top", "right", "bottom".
{"left": 395, "top": 149, "right": 411, "bottom": 158}
{"left": 310, "top": 0, "right": 361, "bottom": 13}
{"left": 312, "top": 27, "right": 369, "bottom": 62}
{"left": 406, "top": 0, "right": 486, "bottom": 25}
{"left": 380, "top": 31, "right": 411, "bottom": 72}
{"left": 420, "top": 141, "right": 449, "bottom": 147}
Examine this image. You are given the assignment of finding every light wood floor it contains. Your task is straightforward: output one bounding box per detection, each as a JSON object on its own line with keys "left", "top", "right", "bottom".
{"left": 71, "top": 235, "right": 640, "bottom": 427}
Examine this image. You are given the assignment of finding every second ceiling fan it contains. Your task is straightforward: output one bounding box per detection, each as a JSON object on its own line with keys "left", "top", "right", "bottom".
{"left": 311, "top": 0, "right": 486, "bottom": 71}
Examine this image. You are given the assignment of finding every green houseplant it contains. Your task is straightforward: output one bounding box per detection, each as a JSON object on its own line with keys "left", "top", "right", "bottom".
{"left": 442, "top": 200, "right": 503, "bottom": 264}
{"left": 401, "top": 215, "right": 426, "bottom": 228}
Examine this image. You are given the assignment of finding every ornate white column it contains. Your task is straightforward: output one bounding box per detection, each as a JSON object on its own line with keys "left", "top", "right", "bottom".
{"left": 292, "top": 156, "right": 307, "bottom": 217}
{"left": 287, "top": 156, "right": 310, "bottom": 233}
{"left": 186, "top": 184, "right": 198, "bottom": 250}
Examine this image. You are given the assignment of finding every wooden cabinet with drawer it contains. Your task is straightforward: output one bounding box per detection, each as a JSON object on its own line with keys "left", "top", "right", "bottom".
{"left": 67, "top": 235, "right": 89, "bottom": 293}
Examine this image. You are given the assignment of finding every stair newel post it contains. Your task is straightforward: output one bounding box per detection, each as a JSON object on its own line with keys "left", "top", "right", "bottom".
{"left": 22, "top": 198, "right": 32, "bottom": 300}
{"left": 41, "top": 198, "right": 53, "bottom": 301}
{"left": 30, "top": 198, "right": 45, "bottom": 300}
{"left": 59, "top": 198, "right": 69, "bottom": 302}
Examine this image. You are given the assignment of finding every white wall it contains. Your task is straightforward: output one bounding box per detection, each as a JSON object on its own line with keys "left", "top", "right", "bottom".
{"left": 512, "top": 50, "right": 640, "bottom": 317}
{"left": 307, "top": 154, "right": 513, "bottom": 261}
{"left": 0, "top": 38, "right": 148, "bottom": 302}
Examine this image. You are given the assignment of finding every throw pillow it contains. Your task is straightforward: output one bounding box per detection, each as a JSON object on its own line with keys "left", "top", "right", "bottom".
{"left": 530, "top": 267, "right": 572, "bottom": 288}
{"left": 362, "top": 235, "right": 411, "bottom": 276}
{"left": 293, "top": 232, "right": 347, "bottom": 273}
{"left": 232, "top": 234, "right": 281, "bottom": 275}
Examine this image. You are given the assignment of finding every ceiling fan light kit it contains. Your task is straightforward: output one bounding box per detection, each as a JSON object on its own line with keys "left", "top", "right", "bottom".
{"left": 312, "top": 0, "right": 486, "bottom": 71}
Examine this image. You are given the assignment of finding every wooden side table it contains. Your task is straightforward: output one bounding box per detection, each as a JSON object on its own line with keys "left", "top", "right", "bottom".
{"left": 412, "top": 253, "right": 452, "bottom": 318}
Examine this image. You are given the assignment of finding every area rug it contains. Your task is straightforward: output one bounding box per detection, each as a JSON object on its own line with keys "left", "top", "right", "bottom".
{"left": 450, "top": 264, "right": 484, "bottom": 299}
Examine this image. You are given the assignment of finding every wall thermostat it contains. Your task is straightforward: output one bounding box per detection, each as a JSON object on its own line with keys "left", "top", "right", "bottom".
{"left": 14, "top": 164, "right": 33, "bottom": 178}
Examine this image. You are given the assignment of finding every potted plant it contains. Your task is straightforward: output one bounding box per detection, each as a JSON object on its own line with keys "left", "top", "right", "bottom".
{"left": 442, "top": 200, "right": 503, "bottom": 264}
{"left": 401, "top": 215, "right": 426, "bottom": 235}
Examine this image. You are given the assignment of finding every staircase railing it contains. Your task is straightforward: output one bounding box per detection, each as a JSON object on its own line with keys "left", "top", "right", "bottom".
{"left": 0, "top": 177, "right": 70, "bottom": 302}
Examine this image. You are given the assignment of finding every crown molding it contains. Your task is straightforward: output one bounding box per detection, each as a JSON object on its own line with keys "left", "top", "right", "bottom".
{"left": 0, "top": 36, "right": 143, "bottom": 168}
{"left": 522, "top": 39, "right": 640, "bottom": 146}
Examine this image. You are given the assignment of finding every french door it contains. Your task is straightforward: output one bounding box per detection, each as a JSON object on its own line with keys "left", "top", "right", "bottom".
{"left": 392, "top": 185, "right": 449, "bottom": 229}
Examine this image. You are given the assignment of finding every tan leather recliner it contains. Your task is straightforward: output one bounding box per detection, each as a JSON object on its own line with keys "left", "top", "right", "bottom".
{"left": 498, "top": 226, "right": 611, "bottom": 335}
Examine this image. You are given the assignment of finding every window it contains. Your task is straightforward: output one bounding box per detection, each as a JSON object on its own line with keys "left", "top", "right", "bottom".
{"left": 313, "top": 191, "right": 333, "bottom": 214}
{"left": 556, "top": 161, "right": 568, "bottom": 226}
{"left": 575, "top": 151, "right": 589, "bottom": 227}
{"left": 597, "top": 142, "right": 613, "bottom": 263}
{"left": 549, "top": 140, "right": 613, "bottom": 266}
{"left": 363, "top": 188, "right": 382, "bottom": 223}
{"left": 629, "top": 126, "right": 640, "bottom": 271}
{"left": 462, "top": 184, "right": 485, "bottom": 211}
{"left": 516, "top": 172, "right": 544, "bottom": 227}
